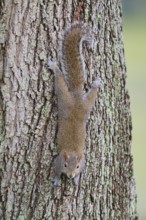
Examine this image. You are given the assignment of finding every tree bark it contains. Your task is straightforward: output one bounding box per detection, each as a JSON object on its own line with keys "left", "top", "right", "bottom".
{"left": 0, "top": 0, "right": 138, "bottom": 219}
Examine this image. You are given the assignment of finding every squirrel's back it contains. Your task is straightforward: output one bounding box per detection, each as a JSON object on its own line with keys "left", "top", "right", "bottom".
{"left": 61, "top": 23, "right": 90, "bottom": 94}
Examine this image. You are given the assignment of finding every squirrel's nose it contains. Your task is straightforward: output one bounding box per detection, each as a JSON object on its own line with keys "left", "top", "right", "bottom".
{"left": 68, "top": 173, "right": 75, "bottom": 178}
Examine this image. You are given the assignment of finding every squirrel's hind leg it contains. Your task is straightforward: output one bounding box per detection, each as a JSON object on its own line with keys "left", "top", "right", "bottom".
{"left": 82, "top": 77, "right": 101, "bottom": 116}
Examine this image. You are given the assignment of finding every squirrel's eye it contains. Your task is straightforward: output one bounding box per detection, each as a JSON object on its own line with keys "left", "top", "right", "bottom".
{"left": 64, "top": 163, "right": 67, "bottom": 167}
{"left": 76, "top": 165, "right": 79, "bottom": 169}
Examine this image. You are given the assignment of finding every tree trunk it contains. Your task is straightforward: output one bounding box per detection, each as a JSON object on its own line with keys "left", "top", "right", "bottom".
{"left": 0, "top": 0, "right": 138, "bottom": 219}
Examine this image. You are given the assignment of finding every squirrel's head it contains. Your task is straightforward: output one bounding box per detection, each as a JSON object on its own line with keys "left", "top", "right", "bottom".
{"left": 60, "top": 151, "right": 85, "bottom": 178}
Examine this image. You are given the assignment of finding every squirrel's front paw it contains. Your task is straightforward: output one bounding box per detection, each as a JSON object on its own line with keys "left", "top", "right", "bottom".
{"left": 52, "top": 176, "right": 61, "bottom": 187}
{"left": 73, "top": 174, "right": 80, "bottom": 186}
{"left": 47, "top": 57, "right": 57, "bottom": 70}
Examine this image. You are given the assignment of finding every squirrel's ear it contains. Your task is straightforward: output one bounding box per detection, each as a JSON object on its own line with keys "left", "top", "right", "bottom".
{"left": 63, "top": 151, "right": 68, "bottom": 161}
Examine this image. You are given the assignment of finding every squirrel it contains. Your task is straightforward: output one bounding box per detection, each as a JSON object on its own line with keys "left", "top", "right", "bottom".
{"left": 48, "top": 22, "right": 100, "bottom": 186}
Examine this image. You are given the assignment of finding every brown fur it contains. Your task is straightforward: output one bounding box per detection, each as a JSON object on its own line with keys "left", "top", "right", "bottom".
{"left": 57, "top": 100, "right": 86, "bottom": 155}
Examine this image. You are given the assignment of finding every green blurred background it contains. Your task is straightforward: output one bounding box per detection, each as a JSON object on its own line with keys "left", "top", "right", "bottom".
{"left": 122, "top": 0, "right": 146, "bottom": 219}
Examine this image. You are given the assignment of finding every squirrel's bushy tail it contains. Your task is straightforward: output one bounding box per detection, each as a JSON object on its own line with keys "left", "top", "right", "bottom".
{"left": 61, "top": 22, "right": 90, "bottom": 94}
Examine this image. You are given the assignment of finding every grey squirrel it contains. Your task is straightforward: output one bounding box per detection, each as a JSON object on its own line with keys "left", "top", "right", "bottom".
{"left": 48, "top": 22, "right": 100, "bottom": 186}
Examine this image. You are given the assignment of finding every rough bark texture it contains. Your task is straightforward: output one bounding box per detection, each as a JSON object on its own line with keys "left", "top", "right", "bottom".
{"left": 0, "top": 0, "right": 138, "bottom": 219}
